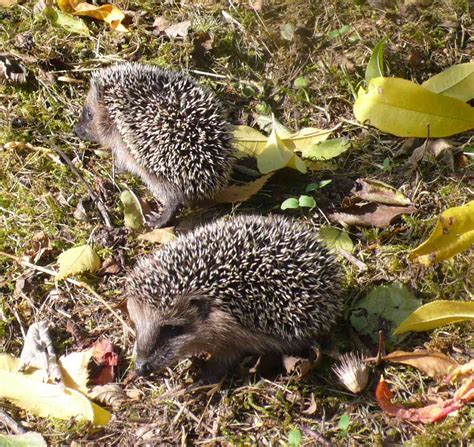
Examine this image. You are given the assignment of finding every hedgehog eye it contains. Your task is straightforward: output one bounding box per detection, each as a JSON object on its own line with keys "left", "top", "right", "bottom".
{"left": 160, "top": 325, "right": 184, "bottom": 339}
{"left": 84, "top": 107, "right": 93, "bottom": 121}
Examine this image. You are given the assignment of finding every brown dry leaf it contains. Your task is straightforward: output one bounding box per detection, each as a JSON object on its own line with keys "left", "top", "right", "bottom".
{"left": 282, "top": 355, "right": 313, "bottom": 377}
{"left": 165, "top": 20, "right": 191, "bottom": 38}
{"left": 329, "top": 203, "right": 417, "bottom": 228}
{"left": 88, "top": 383, "right": 127, "bottom": 409}
{"left": 215, "top": 174, "right": 272, "bottom": 203}
{"left": 138, "top": 227, "right": 176, "bottom": 244}
{"left": 381, "top": 350, "right": 458, "bottom": 378}
{"left": 0, "top": 0, "right": 18, "bottom": 6}
{"left": 152, "top": 16, "right": 170, "bottom": 34}
{"left": 302, "top": 392, "right": 318, "bottom": 415}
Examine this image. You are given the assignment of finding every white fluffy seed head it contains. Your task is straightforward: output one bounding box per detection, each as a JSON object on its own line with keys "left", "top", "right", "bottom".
{"left": 91, "top": 62, "right": 235, "bottom": 201}
{"left": 332, "top": 352, "right": 369, "bottom": 393}
{"left": 127, "top": 214, "right": 344, "bottom": 342}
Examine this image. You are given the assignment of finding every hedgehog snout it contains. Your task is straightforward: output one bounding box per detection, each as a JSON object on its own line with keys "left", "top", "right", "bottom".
{"left": 135, "top": 359, "right": 153, "bottom": 377}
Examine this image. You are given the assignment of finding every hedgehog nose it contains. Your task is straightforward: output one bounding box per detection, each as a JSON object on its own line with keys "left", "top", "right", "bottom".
{"left": 135, "top": 360, "right": 152, "bottom": 376}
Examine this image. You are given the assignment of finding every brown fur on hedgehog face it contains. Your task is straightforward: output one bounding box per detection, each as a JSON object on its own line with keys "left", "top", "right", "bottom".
{"left": 127, "top": 294, "right": 285, "bottom": 379}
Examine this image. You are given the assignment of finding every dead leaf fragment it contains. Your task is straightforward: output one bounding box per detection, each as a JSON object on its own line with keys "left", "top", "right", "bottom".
{"left": 165, "top": 20, "right": 191, "bottom": 38}
{"left": 88, "top": 383, "right": 128, "bottom": 409}
{"left": 352, "top": 179, "right": 412, "bottom": 206}
{"left": 380, "top": 350, "right": 458, "bottom": 378}
{"left": 215, "top": 174, "right": 272, "bottom": 203}
{"left": 152, "top": 16, "right": 170, "bottom": 34}
{"left": 137, "top": 227, "right": 176, "bottom": 244}
{"left": 329, "top": 203, "right": 417, "bottom": 228}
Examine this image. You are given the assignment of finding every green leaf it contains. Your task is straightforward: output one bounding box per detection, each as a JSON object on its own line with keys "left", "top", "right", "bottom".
{"left": 328, "top": 24, "right": 351, "bottom": 39}
{"left": 365, "top": 39, "right": 386, "bottom": 82}
{"left": 301, "top": 137, "right": 350, "bottom": 161}
{"left": 232, "top": 125, "right": 268, "bottom": 158}
{"left": 298, "top": 195, "right": 316, "bottom": 209}
{"left": 280, "top": 23, "right": 295, "bottom": 41}
{"left": 287, "top": 428, "right": 302, "bottom": 447}
{"left": 294, "top": 77, "right": 309, "bottom": 89}
{"left": 338, "top": 414, "right": 351, "bottom": 431}
{"left": 319, "top": 227, "right": 354, "bottom": 252}
{"left": 350, "top": 283, "right": 422, "bottom": 342}
{"left": 306, "top": 179, "right": 332, "bottom": 192}
{"left": 422, "top": 62, "right": 474, "bottom": 102}
{"left": 281, "top": 198, "right": 299, "bottom": 210}
{"left": 394, "top": 300, "right": 474, "bottom": 335}
{"left": 0, "top": 432, "right": 47, "bottom": 447}
{"left": 409, "top": 200, "right": 474, "bottom": 265}
{"left": 354, "top": 77, "right": 474, "bottom": 138}
{"left": 56, "top": 245, "right": 101, "bottom": 280}
{"left": 44, "top": 6, "right": 90, "bottom": 36}
{"left": 120, "top": 190, "right": 144, "bottom": 230}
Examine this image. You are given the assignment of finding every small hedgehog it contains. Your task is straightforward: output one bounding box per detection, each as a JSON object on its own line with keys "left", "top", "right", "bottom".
{"left": 75, "top": 62, "right": 234, "bottom": 228}
{"left": 127, "top": 215, "right": 343, "bottom": 382}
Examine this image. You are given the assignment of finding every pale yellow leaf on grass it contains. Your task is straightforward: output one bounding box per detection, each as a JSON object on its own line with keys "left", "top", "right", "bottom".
{"left": 232, "top": 125, "right": 268, "bottom": 158}
{"left": 215, "top": 174, "right": 273, "bottom": 203}
{"left": 422, "top": 62, "right": 474, "bottom": 102}
{"left": 59, "top": 349, "right": 94, "bottom": 394}
{"left": 0, "top": 369, "right": 111, "bottom": 425}
{"left": 282, "top": 127, "right": 335, "bottom": 152}
{"left": 354, "top": 77, "right": 474, "bottom": 137}
{"left": 409, "top": 200, "right": 474, "bottom": 265}
{"left": 56, "top": 244, "right": 101, "bottom": 280}
{"left": 137, "top": 227, "right": 176, "bottom": 244}
{"left": 257, "top": 124, "right": 306, "bottom": 174}
{"left": 120, "top": 189, "right": 144, "bottom": 230}
{"left": 394, "top": 300, "right": 474, "bottom": 335}
{"left": 0, "top": 432, "right": 47, "bottom": 447}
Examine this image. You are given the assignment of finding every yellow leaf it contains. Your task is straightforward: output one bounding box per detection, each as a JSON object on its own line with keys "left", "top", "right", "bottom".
{"left": 422, "top": 62, "right": 474, "bottom": 102}
{"left": 59, "top": 349, "right": 94, "bottom": 394}
{"left": 215, "top": 174, "right": 273, "bottom": 203}
{"left": 232, "top": 125, "right": 268, "bottom": 158}
{"left": 73, "top": 3, "right": 128, "bottom": 32}
{"left": 0, "top": 432, "right": 47, "bottom": 446}
{"left": 394, "top": 300, "right": 474, "bottom": 335}
{"left": 257, "top": 120, "right": 307, "bottom": 174}
{"left": 120, "top": 190, "right": 144, "bottom": 230}
{"left": 0, "top": 369, "right": 111, "bottom": 425}
{"left": 354, "top": 77, "right": 474, "bottom": 137}
{"left": 409, "top": 200, "right": 474, "bottom": 265}
{"left": 56, "top": 245, "right": 101, "bottom": 280}
{"left": 282, "top": 127, "right": 335, "bottom": 152}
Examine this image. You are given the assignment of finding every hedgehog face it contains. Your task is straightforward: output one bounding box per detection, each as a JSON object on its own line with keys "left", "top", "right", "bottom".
{"left": 75, "top": 82, "right": 117, "bottom": 146}
{"left": 128, "top": 295, "right": 214, "bottom": 375}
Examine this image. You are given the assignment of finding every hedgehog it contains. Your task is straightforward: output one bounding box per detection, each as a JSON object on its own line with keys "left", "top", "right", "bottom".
{"left": 126, "top": 214, "right": 343, "bottom": 382}
{"left": 75, "top": 62, "right": 235, "bottom": 228}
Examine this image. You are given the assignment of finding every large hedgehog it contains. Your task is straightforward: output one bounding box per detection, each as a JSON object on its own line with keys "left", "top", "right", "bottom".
{"left": 75, "top": 62, "right": 234, "bottom": 228}
{"left": 127, "top": 214, "right": 344, "bottom": 382}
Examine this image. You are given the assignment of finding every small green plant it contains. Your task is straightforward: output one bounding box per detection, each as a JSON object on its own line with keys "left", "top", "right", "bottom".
{"left": 287, "top": 427, "right": 302, "bottom": 447}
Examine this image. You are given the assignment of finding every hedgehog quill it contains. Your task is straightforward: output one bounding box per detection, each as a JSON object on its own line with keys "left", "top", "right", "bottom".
{"left": 75, "top": 62, "right": 235, "bottom": 228}
{"left": 127, "top": 214, "right": 343, "bottom": 382}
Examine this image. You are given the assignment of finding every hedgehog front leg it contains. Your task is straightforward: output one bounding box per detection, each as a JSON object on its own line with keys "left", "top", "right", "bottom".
{"left": 200, "top": 351, "right": 242, "bottom": 384}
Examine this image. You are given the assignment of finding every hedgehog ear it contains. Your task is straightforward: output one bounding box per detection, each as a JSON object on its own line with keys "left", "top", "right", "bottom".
{"left": 91, "top": 78, "right": 104, "bottom": 100}
{"left": 189, "top": 295, "right": 210, "bottom": 319}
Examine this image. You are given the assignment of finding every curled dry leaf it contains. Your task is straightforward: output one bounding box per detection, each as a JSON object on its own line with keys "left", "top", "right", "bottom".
{"left": 302, "top": 392, "right": 318, "bottom": 415}
{"left": 352, "top": 179, "right": 411, "bottom": 206}
{"left": 329, "top": 203, "right": 417, "bottom": 228}
{"left": 88, "top": 384, "right": 128, "bottom": 409}
{"left": 91, "top": 339, "right": 118, "bottom": 385}
{"left": 214, "top": 174, "right": 273, "bottom": 203}
{"left": 379, "top": 350, "right": 458, "bottom": 378}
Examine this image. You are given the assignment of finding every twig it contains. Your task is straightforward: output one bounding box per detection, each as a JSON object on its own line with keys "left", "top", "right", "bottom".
{"left": 0, "top": 407, "right": 26, "bottom": 434}
{"left": 41, "top": 140, "right": 113, "bottom": 228}
{"left": 0, "top": 250, "right": 134, "bottom": 336}
{"left": 300, "top": 426, "right": 334, "bottom": 447}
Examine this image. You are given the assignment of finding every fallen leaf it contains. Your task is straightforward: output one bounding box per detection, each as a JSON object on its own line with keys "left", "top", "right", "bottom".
{"left": 215, "top": 174, "right": 272, "bottom": 203}
{"left": 44, "top": 6, "right": 90, "bottom": 36}
{"left": 165, "top": 20, "right": 191, "bottom": 38}
{"left": 380, "top": 350, "right": 458, "bottom": 378}
{"left": 302, "top": 392, "right": 318, "bottom": 415}
{"left": 152, "top": 16, "right": 170, "bottom": 34}
{"left": 282, "top": 355, "right": 313, "bottom": 377}
{"left": 120, "top": 189, "right": 144, "bottom": 230}
{"left": 284, "top": 127, "right": 335, "bottom": 152}
{"left": 137, "top": 227, "right": 176, "bottom": 244}
{"left": 354, "top": 77, "right": 474, "bottom": 137}
{"left": 88, "top": 383, "right": 128, "bottom": 409}
{"left": 329, "top": 203, "right": 417, "bottom": 228}
{"left": 351, "top": 179, "right": 411, "bottom": 206}
{"left": 350, "top": 283, "right": 422, "bottom": 342}
{"left": 409, "top": 200, "right": 474, "bottom": 265}
{"left": 56, "top": 244, "right": 101, "bottom": 280}
{"left": 280, "top": 22, "right": 295, "bottom": 41}
{"left": 301, "top": 137, "right": 350, "bottom": 161}
{"left": 319, "top": 227, "right": 354, "bottom": 252}
{"left": 0, "top": 432, "right": 47, "bottom": 446}
{"left": 0, "top": 0, "right": 18, "bottom": 6}
{"left": 394, "top": 300, "right": 474, "bottom": 335}
{"left": 59, "top": 349, "right": 94, "bottom": 393}
{"left": 422, "top": 62, "right": 474, "bottom": 102}
{"left": 91, "top": 339, "right": 118, "bottom": 385}
{"left": 232, "top": 125, "right": 268, "bottom": 158}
